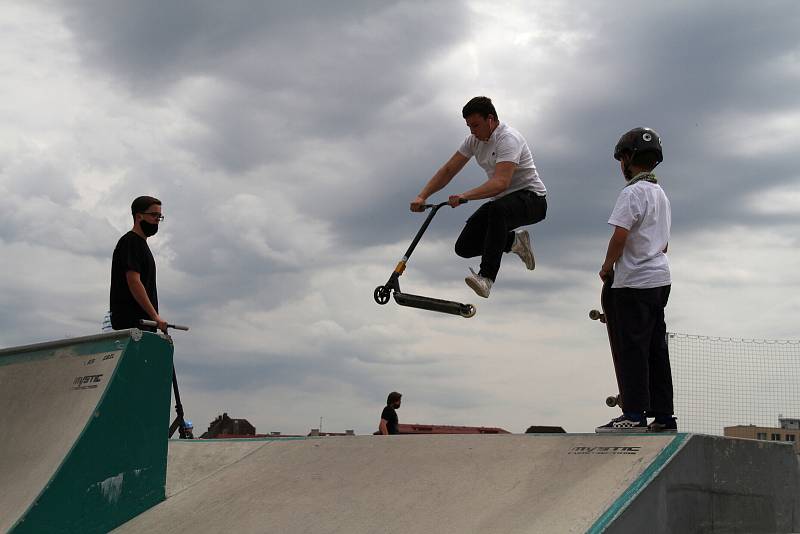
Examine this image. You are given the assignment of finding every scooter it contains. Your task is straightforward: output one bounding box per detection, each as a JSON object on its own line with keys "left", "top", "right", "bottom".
{"left": 140, "top": 319, "right": 194, "bottom": 439}
{"left": 374, "top": 200, "right": 476, "bottom": 318}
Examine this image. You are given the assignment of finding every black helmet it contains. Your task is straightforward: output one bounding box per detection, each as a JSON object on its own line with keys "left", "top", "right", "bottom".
{"left": 614, "top": 127, "right": 663, "bottom": 163}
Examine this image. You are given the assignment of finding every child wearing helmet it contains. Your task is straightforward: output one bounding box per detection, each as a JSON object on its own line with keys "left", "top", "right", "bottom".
{"left": 596, "top": 127, "right": 677, "bottom": 433}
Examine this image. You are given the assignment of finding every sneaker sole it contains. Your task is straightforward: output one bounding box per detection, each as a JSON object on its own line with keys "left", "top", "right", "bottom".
{"left": 595, "top": 426, "right": 649, "bottom": 433}
{"left": 516, "top": 231, "right": 535, "bottom": 270}
{"left": 465, "top": 277, "right": 490, "bottom": 298}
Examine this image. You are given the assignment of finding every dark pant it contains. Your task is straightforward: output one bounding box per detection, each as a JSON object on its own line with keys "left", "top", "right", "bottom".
{"left": 454, "top": 189, "right": 547, "bottom": 281}
{"left": 611, "top": 285, "right": 673, "bottom": 415}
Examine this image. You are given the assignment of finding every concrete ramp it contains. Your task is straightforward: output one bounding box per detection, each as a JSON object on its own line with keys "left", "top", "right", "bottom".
{"left": 0, "top": 330, "right": 174, "bottom": 533}
{"left": 114, "top": 433, "right": 799, "bottom": 533}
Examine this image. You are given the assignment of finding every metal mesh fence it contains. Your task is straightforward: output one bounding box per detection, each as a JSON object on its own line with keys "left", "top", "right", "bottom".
{"left": 669, "top": 332, "right": 800, "bottom": 435}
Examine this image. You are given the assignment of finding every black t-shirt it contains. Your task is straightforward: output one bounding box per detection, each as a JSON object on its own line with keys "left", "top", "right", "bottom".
{"left": 110, "top": 231, "right": 158, "bottom": 330}
{"left": 381, "top": 406, "right": 399, "bottom": 435}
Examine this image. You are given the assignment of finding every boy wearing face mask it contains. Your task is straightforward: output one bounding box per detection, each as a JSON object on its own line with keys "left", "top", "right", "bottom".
{"left": 109, "top": 196, "right": 168, "bottom": 334}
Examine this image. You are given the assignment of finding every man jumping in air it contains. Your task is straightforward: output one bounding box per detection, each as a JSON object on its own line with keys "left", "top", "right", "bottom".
{"left": 410, "top": 96, "right": 547, "bottom": 298}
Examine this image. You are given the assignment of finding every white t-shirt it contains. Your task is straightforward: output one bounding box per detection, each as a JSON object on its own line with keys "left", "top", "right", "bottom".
{"left": 608, "top": 180, "right": 671, "bottom": 289}
{"left": 457, "top": 122, "right": 546, "bottom": 199}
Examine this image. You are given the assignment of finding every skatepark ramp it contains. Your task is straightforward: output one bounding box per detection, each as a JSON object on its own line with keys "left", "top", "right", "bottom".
{"left": 116, "top": 433, "right": 800, "bottom": 533}
{"left": 2, "top": 331, "right": 799, "bottom": 532}
{"left": 0, "top": 330, "right": 174, "bottom": 533}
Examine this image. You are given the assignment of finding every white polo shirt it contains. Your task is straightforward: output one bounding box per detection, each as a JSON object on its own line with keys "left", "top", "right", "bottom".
{"left": 457, "top": 122, "right": 547, "bottom": 199}
{"left": 608, "top": 179, "right": 671, "bottom": 289}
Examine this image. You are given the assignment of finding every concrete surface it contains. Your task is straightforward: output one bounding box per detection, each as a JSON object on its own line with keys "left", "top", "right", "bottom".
{"left": 118, "top": 433, "right": 680, "bottom": 533}
{"left": 608, "top": 434, "right": 800, "bottom": 533}
{"left": 115, "top": 433, "right": 800, "bottom": 533}
{"left": 166, "top": 439, "right": 270, "bottom": 497}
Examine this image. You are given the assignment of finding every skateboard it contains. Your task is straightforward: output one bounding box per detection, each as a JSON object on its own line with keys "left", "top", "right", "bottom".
{"left": 589, "top": 272, "right": 624, "bottom": 409}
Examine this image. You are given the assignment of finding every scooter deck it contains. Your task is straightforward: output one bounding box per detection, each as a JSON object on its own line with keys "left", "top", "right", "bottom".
{"left": 393, "top": 292, "right": 476, "bottom": 318}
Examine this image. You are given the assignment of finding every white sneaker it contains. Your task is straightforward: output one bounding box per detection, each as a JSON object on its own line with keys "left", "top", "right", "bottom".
{"left": 510, "top": 230, "right": 535, "bottom": 270}
{"left": 465, "top": 267, "right": 492, "bottom": 298}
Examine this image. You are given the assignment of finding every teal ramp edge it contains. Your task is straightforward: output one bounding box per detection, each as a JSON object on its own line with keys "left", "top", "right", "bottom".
{"left": 586, "top": 433, "right": 690, "bottom": 534}
{"left": 11, "top": 331, "right": 174, "bottom": 534}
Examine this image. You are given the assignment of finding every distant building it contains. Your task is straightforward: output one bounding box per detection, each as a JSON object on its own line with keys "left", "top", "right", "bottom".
{"left": 200, "top": 413, "right": 256, "bottom": 439}
{"left": 525, "top": 426, "right": 566, "bottom": 433}
{"left": 724, "top": 418, "right": 800, "bottom": 453}
{"left": 199, "top": 414, "right": 355, "bottom": 439}
{"left": 308, "top": 429, "right": 356, "bottom": 437}
{"left": 779, "top": 417, "right": 800, "bottom": 430}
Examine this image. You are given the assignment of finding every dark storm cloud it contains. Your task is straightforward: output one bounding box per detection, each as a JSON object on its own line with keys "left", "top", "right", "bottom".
{"left": 56, "top": 0, "right": 473, "bottom": 263}
{"left": 58, "top": 0, "right": 467, "bottom": 165}
{"left": 59, "top": 1, "right": 383, "bottom": 90}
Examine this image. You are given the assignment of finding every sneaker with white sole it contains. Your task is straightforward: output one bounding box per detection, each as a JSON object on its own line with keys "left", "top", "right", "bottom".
{"left": 465, "top": 267, "right": 492, "bottom": 298}
{"left": 595, "top": 413, "right": 648, "bottom": 433}
{"left": 511, "top": 230, "right": 535, "bottom": 270}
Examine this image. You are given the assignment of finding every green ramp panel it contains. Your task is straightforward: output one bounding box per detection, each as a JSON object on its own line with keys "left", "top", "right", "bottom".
{"left": 6, "top": 331, "right": 174, "bottom": 533}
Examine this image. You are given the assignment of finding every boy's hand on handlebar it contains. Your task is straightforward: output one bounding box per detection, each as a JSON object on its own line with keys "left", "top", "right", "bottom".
{"left": 410, "top": 196, "right": 427, "bottom": 212}
{"left": 448, "top": 195, "right": 466, "bottom": 208}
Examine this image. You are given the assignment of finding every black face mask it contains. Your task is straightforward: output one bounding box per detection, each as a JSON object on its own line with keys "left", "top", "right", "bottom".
{"left": 140, "top": 221, "right": 159, "bottom": 237}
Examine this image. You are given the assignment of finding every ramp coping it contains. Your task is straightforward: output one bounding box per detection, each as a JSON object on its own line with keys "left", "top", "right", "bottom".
{"left": 0, "top": 330, "right": 144, "bottom": 357}
{"left": 585, "top": 433, "right": 690, "bottom": 533}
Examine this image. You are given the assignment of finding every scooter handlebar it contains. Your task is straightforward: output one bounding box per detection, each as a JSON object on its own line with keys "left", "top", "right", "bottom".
{"left": 140, "top": 320, "right": 190, "bottom": 331}
{"left": 422, "top": 198, "right": 468, "bottom": 210}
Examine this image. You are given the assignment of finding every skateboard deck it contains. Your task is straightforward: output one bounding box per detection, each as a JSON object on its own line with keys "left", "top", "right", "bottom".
{"left": 589, "top": 272, "right": 624, "bottom": 409}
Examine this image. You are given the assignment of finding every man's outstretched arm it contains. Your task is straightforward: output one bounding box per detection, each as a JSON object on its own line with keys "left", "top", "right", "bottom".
{"left": 411, "top": 152, "right": 470, "bottom": 211}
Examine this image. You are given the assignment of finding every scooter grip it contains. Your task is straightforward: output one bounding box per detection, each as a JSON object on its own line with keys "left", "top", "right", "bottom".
{"left": 140, "top": 319, "right": 190, "bottom": 331}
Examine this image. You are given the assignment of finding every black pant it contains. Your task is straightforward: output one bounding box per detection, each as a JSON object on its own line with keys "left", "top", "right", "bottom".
{"left": 611, "top": 285, "right": 673, "bottom": 415}
{"left": 454, "top": 189, "right": 547, "bottom": 281}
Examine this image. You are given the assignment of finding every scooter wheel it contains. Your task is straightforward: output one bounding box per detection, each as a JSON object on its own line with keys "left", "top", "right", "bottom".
{"left": 460, "top": 305, "right": 477, "bottom": 318}
{"left": 374, "top": 286, "right": 391, "bottom": 305}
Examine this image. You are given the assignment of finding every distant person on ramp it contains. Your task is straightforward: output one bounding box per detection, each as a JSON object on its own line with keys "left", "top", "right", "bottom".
{"left": 109, "top": 196, "right": 169, "bottom": 334}
{"left": 378, "top": 391, "right": 402, "bottom": 435}
{"left": 410, "top": 96, "right": 547, "bottom": 298}
{"left": 595, "top": 128, "right": 677, "bottom": 433}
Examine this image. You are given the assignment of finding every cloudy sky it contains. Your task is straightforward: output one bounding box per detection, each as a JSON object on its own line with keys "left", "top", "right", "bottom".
{"left": 1, "top": 1, "right": 799, "bottom": 435}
